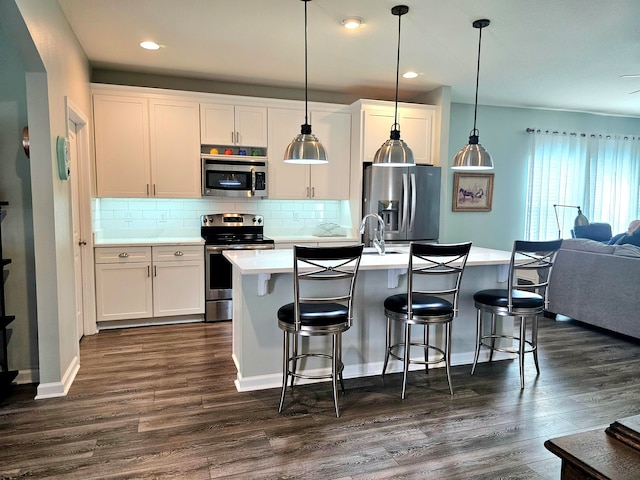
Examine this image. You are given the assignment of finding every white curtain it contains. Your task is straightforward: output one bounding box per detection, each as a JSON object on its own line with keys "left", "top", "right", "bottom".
{"left": 525, "top": 130, "right": 640, "bottom": 240}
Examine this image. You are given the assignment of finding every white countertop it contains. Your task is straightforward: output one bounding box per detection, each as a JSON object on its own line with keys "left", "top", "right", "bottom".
{"left": 223, "top": 245, "right": 512, "bottom": 275}
{"left": 93, "top": 228, "right": 204, "bottom": 247}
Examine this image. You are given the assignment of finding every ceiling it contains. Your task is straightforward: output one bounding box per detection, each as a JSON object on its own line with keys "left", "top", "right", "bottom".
{"left": 57, "top": 0, "right": 640, "bottom": 117}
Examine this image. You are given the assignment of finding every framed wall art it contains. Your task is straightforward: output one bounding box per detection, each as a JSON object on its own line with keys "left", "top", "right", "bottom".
{"left": 452, "top": 172, "right": 494, "bottom": 212}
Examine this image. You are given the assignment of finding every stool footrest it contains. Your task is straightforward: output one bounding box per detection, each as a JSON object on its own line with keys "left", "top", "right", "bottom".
{"left": 387, "top": 342, "right": 446, "bottom": 366}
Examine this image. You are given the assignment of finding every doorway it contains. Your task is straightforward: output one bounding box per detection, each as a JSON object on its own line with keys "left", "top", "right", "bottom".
{"left": 67, "top": 99, "right": 97, "bottom": 339}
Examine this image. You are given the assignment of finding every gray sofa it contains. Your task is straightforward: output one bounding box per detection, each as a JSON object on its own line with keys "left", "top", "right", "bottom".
{"left": 547, "top": 238, "right": 640, "bottom": 340}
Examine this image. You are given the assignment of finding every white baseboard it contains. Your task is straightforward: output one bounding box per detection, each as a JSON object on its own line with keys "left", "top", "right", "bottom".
{"left": 234, "top": 350, "right": 516, "bottom": 392}
{"left": 35, "top": 354, "right": 80, "bottom": 399}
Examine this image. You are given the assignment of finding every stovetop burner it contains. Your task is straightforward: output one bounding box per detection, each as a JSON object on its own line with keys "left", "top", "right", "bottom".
{"left": 201, "top": 213, "right": 274, "bottom": 246}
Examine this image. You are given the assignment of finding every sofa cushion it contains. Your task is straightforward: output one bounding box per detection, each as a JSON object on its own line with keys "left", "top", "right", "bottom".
{"left": 613, "top": 244, "right": 640, "bottom": 258}
{"left": 560, "top": 238, "right": 615, "bottom": 254}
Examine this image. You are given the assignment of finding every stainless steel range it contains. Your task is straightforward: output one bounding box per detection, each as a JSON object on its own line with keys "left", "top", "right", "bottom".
{"left": 201, "top": 213, "right": 275, "bottom": 322}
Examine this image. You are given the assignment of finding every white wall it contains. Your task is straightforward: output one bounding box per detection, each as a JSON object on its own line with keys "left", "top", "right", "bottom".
{"left": 443, "top": 103, "right": 640, "bottom": 251}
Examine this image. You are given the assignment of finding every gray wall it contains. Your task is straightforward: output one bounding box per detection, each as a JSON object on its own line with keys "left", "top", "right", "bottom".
{"left": 443, "top": 103, "right": 640, "bottom": 251}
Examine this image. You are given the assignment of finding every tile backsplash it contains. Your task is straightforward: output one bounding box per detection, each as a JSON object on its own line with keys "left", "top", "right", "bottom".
{"left": 93, "top": 198, "right": 353, "bottom": 237}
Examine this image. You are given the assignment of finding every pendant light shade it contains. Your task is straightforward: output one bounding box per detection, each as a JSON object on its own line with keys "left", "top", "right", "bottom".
{"left": 373, "top": 5, "right": 415, "bottom": 167}
{"left": 284, "top": 0, "right": 328, "bottom": 164}
{"left": 452, "top": 19, "right": 493, "bottom": 171}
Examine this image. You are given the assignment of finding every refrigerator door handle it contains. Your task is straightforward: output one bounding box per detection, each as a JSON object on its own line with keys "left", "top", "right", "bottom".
{"left": 409, "top": 173, "right": 417, "bottom": 232}
{"left": 401, "top": 173, "right": 409, "bottom": 232}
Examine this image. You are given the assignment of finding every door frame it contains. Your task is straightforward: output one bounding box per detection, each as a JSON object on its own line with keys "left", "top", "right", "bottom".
{"left": 66, "top": 97, "right": 97, "bottom": 336}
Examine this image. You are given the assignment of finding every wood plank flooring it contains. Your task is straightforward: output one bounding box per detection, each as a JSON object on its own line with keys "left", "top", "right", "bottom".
{"left": 1, "top": 316, "right": 639, "bottom": 479}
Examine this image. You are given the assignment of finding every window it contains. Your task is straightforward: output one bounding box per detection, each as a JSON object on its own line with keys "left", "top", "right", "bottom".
{"left": 525, "top": 130, "right": 640, "bottom": 240}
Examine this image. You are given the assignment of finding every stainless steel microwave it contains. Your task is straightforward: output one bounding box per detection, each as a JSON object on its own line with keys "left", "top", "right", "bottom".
{"left": 201, "top": 157, "right": 267, "bottom": 197}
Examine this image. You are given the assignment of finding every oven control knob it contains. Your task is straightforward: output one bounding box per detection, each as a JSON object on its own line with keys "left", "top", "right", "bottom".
{"left": 254, "top": 216, "right": 262, "bottom": 224}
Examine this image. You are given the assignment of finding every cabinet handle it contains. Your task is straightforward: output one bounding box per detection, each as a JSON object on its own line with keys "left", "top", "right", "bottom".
{"left": 311, "top": 187, "right": 315, "bottom": 198}
{"left": 153, "top": 184, "right": 156, "bottom": 196}
{"left": 118, "top": 252, "right": 129, "bottom": 258}
{"left": 147, "top": 265, "right": 150, "bottom": 277}
{"left": 146, "top": 184, "right": 150, "bottom": 196}
{"left": 174, "top": 251, "right": 184, "bottom": 256}
{"left": 306, "top": 186, "right": 310, "bottom": 198}
{"left": 154, "top": 265, "right": 157, "bottom": 277}
{"left": 231, "top": 131, "right": 235, "bottom": 144}
{"left": 78, "top": 241, "right": 87, "bottom": 246}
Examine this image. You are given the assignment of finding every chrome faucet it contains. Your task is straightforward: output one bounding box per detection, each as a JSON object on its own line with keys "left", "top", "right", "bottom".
{"left": 360, "top": 213, "right": 386, "bottom": 255}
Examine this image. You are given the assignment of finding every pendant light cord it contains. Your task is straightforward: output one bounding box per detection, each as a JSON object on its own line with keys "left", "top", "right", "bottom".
{"left": 472, "top": 25, "right": 483, "bottom": 134}
{"left": 393, "top": 10, "right": 401, "bottom": 130}
{"left": 304, "top": 0, "right": 309, "bottom": 126}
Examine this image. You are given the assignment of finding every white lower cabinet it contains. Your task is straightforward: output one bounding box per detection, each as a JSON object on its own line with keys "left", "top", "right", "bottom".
{"left": 95, "top": 245, "right": 204, "bottom": 323}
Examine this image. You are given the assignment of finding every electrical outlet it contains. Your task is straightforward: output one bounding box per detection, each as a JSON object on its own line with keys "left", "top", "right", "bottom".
{"left": 125, "top": 211, "right": 133, "bottom": 223}
{"left": 293, "top": 211, "right": 300, "bottom": 221}
{"left": 159, "top": 212, "right": 167, "bottom": 223}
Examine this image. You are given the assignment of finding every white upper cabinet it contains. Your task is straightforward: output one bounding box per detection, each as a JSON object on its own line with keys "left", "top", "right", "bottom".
{"left": 355, "top": 101, "right": 437, "bottom": 165}
{"left": 94, "top": 94, "right": 151, "bottom": 197}
{"left": 200, "top": 103, "right": 267, "bottom": 147}
{"left": 267, "top": 107, "right": 351, "bottom": 200}
{"left": 93, "top": 92, "right": 201, "bottom": 198}
{"left": 149, "top": 99, "right": 201, "bottom": 198}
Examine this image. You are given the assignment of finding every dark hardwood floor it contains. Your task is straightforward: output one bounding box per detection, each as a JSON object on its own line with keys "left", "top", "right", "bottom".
{"left": 1, "top": 316, "right": 639, "bottom": 479}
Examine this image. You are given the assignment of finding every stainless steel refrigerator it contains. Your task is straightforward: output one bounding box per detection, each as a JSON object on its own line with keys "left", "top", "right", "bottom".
{"left": 362, "top": 164, "right": 441, "bottom": 246}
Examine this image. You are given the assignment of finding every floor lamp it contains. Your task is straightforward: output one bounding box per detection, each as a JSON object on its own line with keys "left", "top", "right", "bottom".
{"left": 553, "top": 204, "right": 589, "bottom": 238}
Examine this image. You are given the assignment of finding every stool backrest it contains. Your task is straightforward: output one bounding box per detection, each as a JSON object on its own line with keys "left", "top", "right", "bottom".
{"left": 293, "top": 244, "right": 364, "bottom": 329}
{"left": 407, "top": 242, "right": 473, "bottom": 316}
{"left": 507, "top": 239, "right": 563, "bottom": 309}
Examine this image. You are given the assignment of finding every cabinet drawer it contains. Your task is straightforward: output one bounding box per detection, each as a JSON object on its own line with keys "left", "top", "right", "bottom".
{"left": 152, "top": 245, "right": 203, "bottom": 262}
{"left": 95, "top": 246, "right": 151, "bottom": 264}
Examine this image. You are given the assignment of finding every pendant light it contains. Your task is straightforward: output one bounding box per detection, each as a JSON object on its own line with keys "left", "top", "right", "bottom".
{"left": 452, "top": 19, "right": 494, "bottom": 170}
{"left": 283, "top": 0, "right": 328, "bottom": 164}
{"left": 372, "top": 5, "right": 415, "bottom": 167}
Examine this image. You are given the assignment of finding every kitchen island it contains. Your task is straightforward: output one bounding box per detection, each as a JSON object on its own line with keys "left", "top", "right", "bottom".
{"left": 224, "top": 245, "right": 515, "bottom": 392}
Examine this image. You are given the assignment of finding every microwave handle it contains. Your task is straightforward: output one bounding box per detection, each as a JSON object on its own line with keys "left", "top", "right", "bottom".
{"left": 251, "top": 167, "right": 256, "bottom": 196}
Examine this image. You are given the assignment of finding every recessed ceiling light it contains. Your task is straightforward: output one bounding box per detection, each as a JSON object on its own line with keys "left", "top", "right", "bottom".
{"left": 140, "top": 41, "right": 160, "bottom": 50}
{"left": 402, "top": 71, "right": 419, "bottom": 79}
{"left": 341, "top": 17, "right": 363, "bottom": 29}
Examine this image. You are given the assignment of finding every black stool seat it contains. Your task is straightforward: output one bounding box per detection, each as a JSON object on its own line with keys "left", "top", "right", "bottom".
{"left": 278, "top": 303, "right": 349, "bottom": 328}
{"left": 384, "top": 294, "right": 453, "bottom": 318}
{"left": 474, "top": 289, "right": 543, "bottom": 310}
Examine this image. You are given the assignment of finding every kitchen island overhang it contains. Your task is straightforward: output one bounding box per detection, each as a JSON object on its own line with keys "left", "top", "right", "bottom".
{"left": 225, "top": 246, "right": 517, "bottom": 392}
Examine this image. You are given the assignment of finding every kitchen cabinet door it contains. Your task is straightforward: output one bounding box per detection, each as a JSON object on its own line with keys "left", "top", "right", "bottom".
{"left": 360, "top": 105, "right": 436, "bottom": 165}
{"left": 149, "top": 99, "right": 201, "bottom": 198}
{"left": 200, "top": 103, "right": 267, "bottom": 147}
{"left": 95, "top": 262, "right": 153, "bottom": 321}
{"left": 267, "top": 107, "right": 311, "bottom": 199}
{"left": 308, "top": 109, "right": 351, "bottom": 199}
{"left": 94, "top": 94, "right": 151, "bottom": 197}
{"left": 399, "top": 108, "right": 435, "bottom": 165}
{"left": 153, "top": 260, "right": 205, "bottom": 317}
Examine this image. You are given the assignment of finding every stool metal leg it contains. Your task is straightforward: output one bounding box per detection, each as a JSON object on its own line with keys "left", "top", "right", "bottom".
{"left": 332, "top": 335, "right": 340, "bottom": 417}
{"left": 519, "top": 316, "right": 526, "bottom": 389}
{"left": 489, "top": 313, "right": 497, "bottom": 362}
{"left": 279, "top": 332, "right": 290, "bottom": 413}
{"left": 445, "top": 322, "right": 453, "bottom": 395}
{"left": 337, "top": 333, "right": 345, "bottom": 394}
{"left": 532, "top": 315, "right": 540, "bottom": 374}
{"left": 471, "top": 308, "right": 482, "bottom": 375}
{"left": 289, "top": 335, "right": 298, "bottom": 388}
{"left": 382, "top": 317, "right": 392, "bottom": 378}
{"left": 401, "top": 323, "right": 411, "bottom": 400}
{"left": 424, "top": 324, "right": 430, "bottom": 375}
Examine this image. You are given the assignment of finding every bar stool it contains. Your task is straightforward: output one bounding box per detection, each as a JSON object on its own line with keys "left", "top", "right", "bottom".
{"left": 382, "top": 242, "right": 472, "bottom": 398}
{"left": 471, "top": 239, "right": 562, "bottom": 389}
{"left": 277, "top": 244, "right": 363, "bottom": 417}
